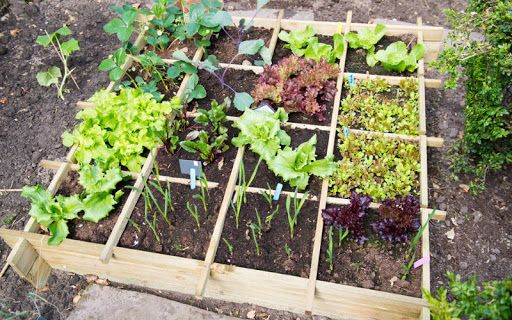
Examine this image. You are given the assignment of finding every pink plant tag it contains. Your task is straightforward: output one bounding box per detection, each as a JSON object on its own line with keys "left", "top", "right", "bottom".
{"left": 413, "top": 256, "right": 430, "bottom": 269}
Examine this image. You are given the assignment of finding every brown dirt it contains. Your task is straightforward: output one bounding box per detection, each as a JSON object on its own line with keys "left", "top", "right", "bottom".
{"left": 242, "top": 128, "right": 329, "bottom": 196}
{"left": 155, "top": 123, "right": 238, "bottom": 186}
{"left": 345, "top": 34, "right": 417, "bottom": 76}
{"left": 145, "top": 37, "right": 198, "bottom": 59}
{"left": 55, "top": 172, "right": 132, "bottom": 244}
{"left": 118, "top": 183, "right": 224, "bottom": 260}
{"left": 215, "top": 192, "right": 317, "bottom": 277}
{"left": 206, "top": 26, "right": 273, "bottom": 64}
{"left": 193, "top": 68, "right": 259, "bottom": 112}
{"left": 317, "top": 209, "right": 422, "bottom": 297}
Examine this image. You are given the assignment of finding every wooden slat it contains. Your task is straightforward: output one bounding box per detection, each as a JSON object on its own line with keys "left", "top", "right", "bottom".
{"left": 417, "top": 17, "right": 427, "bottom": 135}
{"left": 305, "top": 12, "right": 352, "bottom": 314}
{"left": 268, "top": 10, "right": 284, "bottom": 57}
{"left": 346, "top": 73, "right": 442, "bottom": 89}
{"left": 39, "top": 160, "right": 219, "bottom": 189}
{"left": 6, "top": 239, "right": 50, "bottom": 288}
{"left": 0, "top": 229, "right": 428, "bottom": 320}
{"left": 195, "top": 147, "right": 245, "bottom": 297}
{"left": 162, "top": 58, "right": 264, "bottom": 73}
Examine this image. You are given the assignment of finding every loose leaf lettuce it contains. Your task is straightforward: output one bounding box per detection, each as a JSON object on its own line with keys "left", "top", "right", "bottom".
{"left": 62, "top": 88, "right": 182, "bottom": 172}
{"left": 278, "top": 25, "right": 316, "bottom": 57}
{"left": 345, "top": 23, "right": 386, "bottom": 51}
{"left": 267, "top": 135, "right": 336, "bottom": 190}
{"left": 374, "top": 42, "right": 426, "bottom": 72}
{"left": 232, "top": 108, "right": 290, "bottom": 161}
{"left": 21, "top": 185, "right": 83, "bottom": 245}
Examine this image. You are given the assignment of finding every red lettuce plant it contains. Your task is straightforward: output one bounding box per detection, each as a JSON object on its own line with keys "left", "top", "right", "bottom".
{"left": 252, "top": 55, "right": 339, "bottom": 121}
{"left": 322, "top": 192, "right": 372, "bottom": 244}
{"left": 371, "top": 195, "right": 421, "bottom": 242}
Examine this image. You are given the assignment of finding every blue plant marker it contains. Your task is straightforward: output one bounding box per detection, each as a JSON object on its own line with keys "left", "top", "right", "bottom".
{"left": 348, "top": 73, "right": 355, "bottom": 87}
{"left": 273, "top": 183, "right": 283, "bottom": 201}
{"left": 343, "top": 126, "right": 350, "bottom": 137}
{"left": 190, "top": 168, "right": 196, "bottom": 190}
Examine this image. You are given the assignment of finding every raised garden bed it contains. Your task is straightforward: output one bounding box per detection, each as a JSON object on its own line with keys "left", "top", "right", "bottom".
{"left": 1, "top": 8, "right": 448, "bottom": 320}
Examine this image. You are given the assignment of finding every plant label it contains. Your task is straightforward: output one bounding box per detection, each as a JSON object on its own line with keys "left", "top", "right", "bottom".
{"left": 190, "top": 168, "right": 196, "bottom": 190}
{"left": 348, "top": 73, "right": 355, "bottom": 87}
{"left": 343, "top": 126, "right": 350, "bottom": 137}
{"left": 413, "top": 256, "right": 430, "bottom": 269}
{"left": 255, "top": 102, "right": 275, "bottom": 114}
{"left": 179, "top": 159, "right": 204, "bottom": 178}
{"left": 273, "top": 183, "right": 283, "bottom": 201}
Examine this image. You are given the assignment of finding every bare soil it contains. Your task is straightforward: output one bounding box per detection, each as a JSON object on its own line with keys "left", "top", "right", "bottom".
{"left": 206, "top": 26, "right": 273, "bottom": 64}
{"left": 216, "top": 193, "right": 317, "bottom": 278}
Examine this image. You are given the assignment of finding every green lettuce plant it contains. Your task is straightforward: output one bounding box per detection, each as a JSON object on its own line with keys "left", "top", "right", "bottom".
{"left": 278, "top": 25, "right": 345, "bottom": 63}
{"left": 21, "top": 186, "right": 83, "bottom": 245}
{"left": 372, "top": 41, "right": 426, "bottom": 72}
{"left": 345, "top": 23, "right": 386, "bottom": 51}
{"left": 36, "top": 26, "right": 80, "bottom": 99}
{"left": 231, "top": 108, "right": 290, "bottom": 161}
{"left": 268, "top": 135, "right": 336, "bottom": 190}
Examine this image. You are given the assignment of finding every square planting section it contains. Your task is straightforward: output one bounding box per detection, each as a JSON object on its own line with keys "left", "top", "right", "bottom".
{"left": 1, "top": 11, "right": 448, "bottom": 320}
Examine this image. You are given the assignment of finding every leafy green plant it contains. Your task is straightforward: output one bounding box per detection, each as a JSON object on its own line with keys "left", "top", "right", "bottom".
{"left": 232, "top": 108, "right": 290, "bottom": 161}
{"left": 424, "top": 273, "right": 512, "bottom": 320}
{"left": 21, "top": 186, "right": 82, "bottom": 245}
{"left": 103, "top": 4, "right": 138, "bottom": 43}
{"left": 329, "top": 133, "right": 420, "bottom": 200}
{"left": 186, "top": 201, "right": 200, "bottom": 228}
{"left": 267, "top": 135, "right": 336, "bottom": 190}
{"left": 278, "top": 25, "right": 345, "bottom": 63}
{"left": 339, "top": 78, "right": 419, "bottom": 135}
{"left": 62, "top": 88, "right": 182, "bottom": 172}
{"left": 36, "top": 25, "right": 80, "bottom": 99}
{"left": 345, "top": 23, "right": 386, "bottom": 51}
{"left": 371, "top": 41, "right": 425, "bottom": 72}
{"left": 180, "top": 98, "right": 230, "bottom": 162}
{"left": 98, "top": 47, "right": 127, "bottom": 82}
{"left": 430, "top": 0, "right": 512, "bottom": 193}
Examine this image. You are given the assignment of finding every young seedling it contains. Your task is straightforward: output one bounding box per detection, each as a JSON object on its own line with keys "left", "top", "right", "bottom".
{"left": 186, "top": 201, "right": 200, "bottom": 229}
{"left": 223, "top": 237, "right": 234, "bottom": 255}
{"left": 249, "top": 223, "right": 261, "bottom": 256}
{"left": 254, "top": 208, "right": 263, "bottom": 238}
{"left": 230, "top": 158, "right": 263, "bottom": 228}
{"left": 338, "top": 226, "right": 349, "bottom": 246}
{"left": 265, "top": 205, "right": 279, "bottom": 229}
{"left": 193, "top": 174, "right": 209, "bottom": 211}
{"left": 401, "top": 209, "right": 437, "bottom": 280}
{"left": 36, "top": 26, "right": 80, "bottom": 99}
{"left": 284, "top": 243, "right": 292, "bottom": 259}
{"left": 142, "top": 187, "right": 161, "bottom": 242}
{"left": 261, "top": 183, "right": 274, "bottom": 208}
{"left": 128, "top": 218, "right": 141, "bottom": 233}
{"left": 286, "top": 188, "right": 309, "bottom": 239}
{"left": 327, "top": 225, "right": 334, "bottom": 271}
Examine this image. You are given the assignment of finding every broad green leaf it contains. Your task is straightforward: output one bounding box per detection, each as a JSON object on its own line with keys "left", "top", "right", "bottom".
{"left": 109, "top": 67, "right": 124, "bottom": 81}
{"left": 36, "top": 66, "right": 61, "bottom": 87}
{"left": 82, "top": 192, "right": 117, "bottom": 223}
{"left": 331, "top": 33, "right": 345, "bottom": 60}
{"left": 98, "top": 58, "right": 116, "bottom": 71}
{"left": 201, "top": 11, "right": 232, "bottom": 28}
{"left": 47, "top": 219, "right": 69, "bottom": 246}
{"left": 61, "top": 39, "right": 80, "bottom": 56}
{"left": 279, "top": 25, "right": 316, "bottom": 56}
{"left": 259, "top": 46, "right": 272, "bottom": 65}
{"left": 167, "top": 65, "right": 180, "bottom": 78}
{"left": 60, "top": 195, "right": 83, "bottom": 220}
{"left": 117, "top": 26, "right": 133, "bottom": 42}
{"left": 36, "top": 35, "right": 52, "bottom": 47}
{"left": 172, "top": 50, "right": 194, "bottom": 64}
{"left": 238, "top": 39, "right": 265, "bottom": 55}
{"left": 304, "top": 40, "right": 332, "bottom": 62}
{"left": 103, "top": 18, "right": 125, "bottom": 34}
{"left": 366, "top": 47, "right": 378, "bottom": 67}
{"left": 233, "top": 92, "right": 254, "bottom": 111}
{"left": 55, "top": 26, "right": 72, "bottom": 36}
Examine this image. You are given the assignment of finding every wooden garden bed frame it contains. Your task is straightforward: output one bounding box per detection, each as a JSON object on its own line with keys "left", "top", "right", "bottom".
{"left": 1, "top": 11, "right": 447, "bottom": 320}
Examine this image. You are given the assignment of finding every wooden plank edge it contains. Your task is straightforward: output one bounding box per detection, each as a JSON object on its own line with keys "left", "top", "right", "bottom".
{"left": 39, "top": 159, "right": 219, "bottom": 189}
{"left": 305, "top": 11, "right": 352, "bottom": 315}
{"left": 346, "top": 73, "right": 442, "bottom": 89}
{"left": 417, "top": 17, "right": 427, "bottom": 135}
{"left": 268, "top": 9, "right": 284, "bottom": 57}
{"left": 195, "top": 147, "right": 245, "bottom": 298}
{"left": 99, "top": 150, "right": 156, "bottom": 263}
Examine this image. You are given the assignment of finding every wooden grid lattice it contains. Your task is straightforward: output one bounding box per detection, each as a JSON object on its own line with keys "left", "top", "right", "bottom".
{"left": 1, "top": 11, "right": 446, "bottom": 320}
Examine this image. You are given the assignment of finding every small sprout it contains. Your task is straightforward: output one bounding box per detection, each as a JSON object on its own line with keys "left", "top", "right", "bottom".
{"left": 249, "top": 223, "right": 261, "bottom": 256}
{"left": 261, "top": 183, "right": 274, "bottom": 208}
{"left": 338, "top": 226, "right": 349, "bottom": 247}
{"left": 286, "top": 188, "right": 309, "bottom": 239}
{"left": 223, "top": 237, "right": 233, "bottom": 255}
{"left": 254, "top": 208, "right": 262, "bottom": 238}
{"left": 193, "top": 174, "right": 209, "bottom": 211}
{"left": 186, "top": 201, "right": 200, "bottom": 229}
{"left": 265, "top": 205, "right": 279, "bottom": 229}
{"left": 327, "top": 225, "right": 334, "bottom": 271}
{"left": 173, "top": 243, "right": 189, "bottom": 252}
{"left": 284, "top": 243, "right": 292, "bottom": 259}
